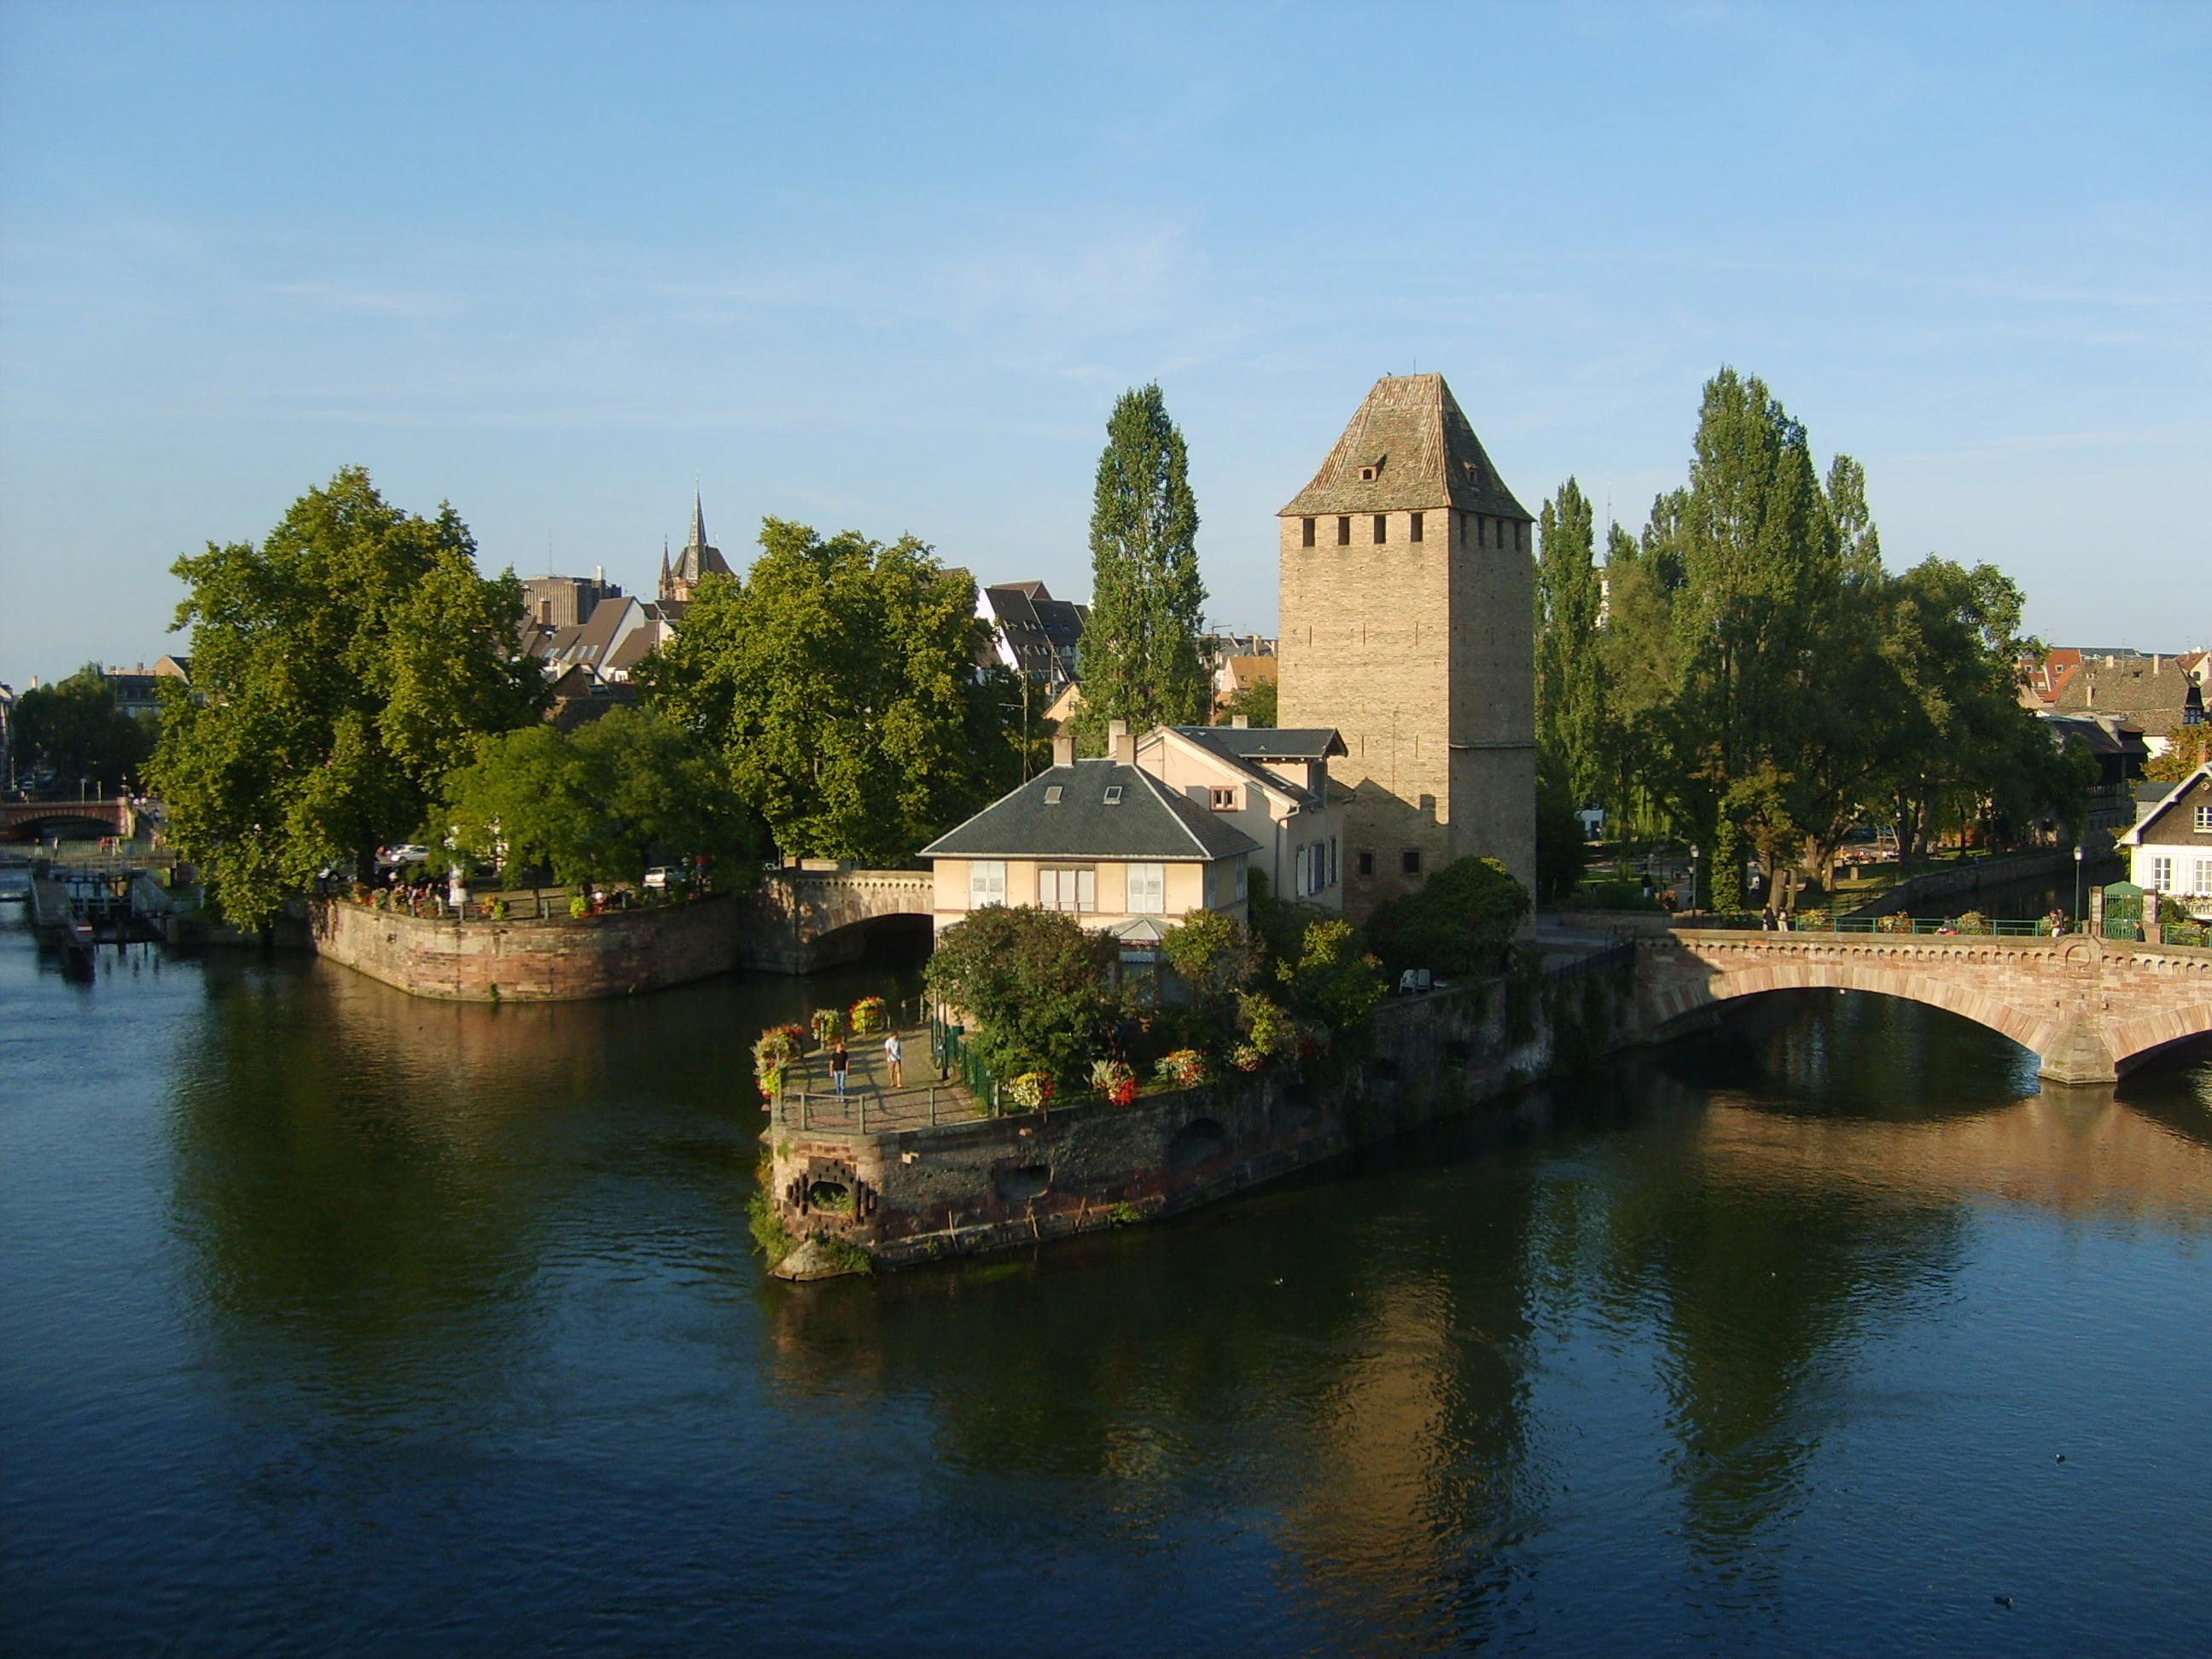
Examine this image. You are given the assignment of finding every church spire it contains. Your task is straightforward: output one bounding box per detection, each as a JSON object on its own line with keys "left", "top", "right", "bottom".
{"left": 687, "top": 492, "right": 707, "bottom": 556}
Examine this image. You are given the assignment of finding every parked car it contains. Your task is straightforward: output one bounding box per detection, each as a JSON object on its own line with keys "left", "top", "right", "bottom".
{"left": 377, "top": 844, "right": 430, "bottom": 869}
{"left": 643, "top": 865, "right": 686, "bottom": 890}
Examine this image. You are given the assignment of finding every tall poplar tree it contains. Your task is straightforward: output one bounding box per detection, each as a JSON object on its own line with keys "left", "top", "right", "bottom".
{"left": 1080, "top": 383, "right": 1207, "bottom": 736}
{"left": 1534, "top": 477, "right": 1605, "bottom": 806}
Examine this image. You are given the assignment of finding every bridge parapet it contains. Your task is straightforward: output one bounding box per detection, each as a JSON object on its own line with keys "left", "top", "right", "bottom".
{"left": 1637, "top": 928, "right": 2212, "bottom": 1085}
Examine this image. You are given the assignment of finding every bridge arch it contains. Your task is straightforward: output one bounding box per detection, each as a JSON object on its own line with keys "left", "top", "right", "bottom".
{"left": 1656, "top": 954, "right": 2054, "bottom": 1063}
{"left": 1639, "top": 931, "right": 2212, "bottom": 1086}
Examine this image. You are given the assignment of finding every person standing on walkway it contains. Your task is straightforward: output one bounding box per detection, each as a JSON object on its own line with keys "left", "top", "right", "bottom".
{"left": 883, "top": 1031, "right": 903, "bottom": 1089}
{"left": 829, "top": 1039, "right": 850, "bottom": 1098}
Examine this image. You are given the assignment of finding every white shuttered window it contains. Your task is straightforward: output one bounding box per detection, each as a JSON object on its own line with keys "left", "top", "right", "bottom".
{"left": 1039, "top": 865, "right": 1097, "bottom": 912}
{"left": 968, "top": 861, "right": 1007, "bottom": 909}
{"left": 1127, "top": 864, "right": 1166, "bottom": 913}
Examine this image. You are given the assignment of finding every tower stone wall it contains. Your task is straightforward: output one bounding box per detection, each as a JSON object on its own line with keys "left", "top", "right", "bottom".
{"left": 1276, "top": 375, "right": 1536, "bottom": 917}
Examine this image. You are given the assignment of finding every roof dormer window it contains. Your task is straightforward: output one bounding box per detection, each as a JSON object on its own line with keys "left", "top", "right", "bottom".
{"left": 1103, "top": 786, "right": 1123, "bottom": 806}
{"left": 1358, "top": 454, "right": 1386, "bottom": 482}
{"left": 1044, "top": 786, "right": 1063, "bottom": 806}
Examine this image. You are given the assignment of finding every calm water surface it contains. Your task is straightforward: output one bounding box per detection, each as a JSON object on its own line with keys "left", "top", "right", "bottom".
{"left": 4, "top": 914, "right": 2210, "bottom": 1657}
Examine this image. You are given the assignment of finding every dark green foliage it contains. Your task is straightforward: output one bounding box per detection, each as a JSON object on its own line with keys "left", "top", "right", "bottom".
{"left": 1160, "top": 907, "right": 1258, "bottom": 1002}
{"left": 1597, "top": 370, "right": 2084, "bottom": 908}
{"left": 1216, "top": 676, "right": 1277, "bottom": 728}
{"left": 1535, "top": 477, "right": 1606, "bottom": 810}
{"left": 1366, "top": 856, "right": 1530, "bottom": 975}
{"left": 1080, "top": 384, "right": 1208, "bottom": 734}
{"left": 923, "top": 904, "right": 1116, "bottom": 1086}
{"left": 439, "top": 705, "right": 764, "bottom": 888}
{"left": 637, "top": 519, "right": 1022, "bottom": 864}
{"left": 1534, "top": 776, "right": 1588, "bottom": 905}
{"left": 1272, "top": 918, "right": 1386, "bottom": 1030}
{"left": 10, "top": 663, "right": 153, "bottom": 792}
{"left": 149, "top": 468, "right": 544, "bottom": 929}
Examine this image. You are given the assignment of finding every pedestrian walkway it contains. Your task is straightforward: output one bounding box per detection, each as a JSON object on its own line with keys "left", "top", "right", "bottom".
{"left": 771, "top": 1022, "right": 983, "bottom": 1133}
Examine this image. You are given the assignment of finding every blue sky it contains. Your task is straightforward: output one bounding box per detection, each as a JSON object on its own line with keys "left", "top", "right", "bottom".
{"left": 2, "top": 2, "right": 2205, "bottom": 684}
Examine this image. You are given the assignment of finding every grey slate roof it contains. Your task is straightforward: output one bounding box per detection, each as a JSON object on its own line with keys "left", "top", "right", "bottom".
{"left": 1170, "top": 725, "right": 1347, "bottom": 763}
{"left": 919, "top": 760, "right": 1259, "bottom": 862}
{"left": 672, "top": 493, "right": 734, "bottom": 585}
{"left": 1278, "top": 373, "right": 1532, "bottom": 521}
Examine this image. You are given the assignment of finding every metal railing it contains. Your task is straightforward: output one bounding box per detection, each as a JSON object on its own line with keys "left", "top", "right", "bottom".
{"left": 771, "top": 1080, "right": 980, "bottom": 1133}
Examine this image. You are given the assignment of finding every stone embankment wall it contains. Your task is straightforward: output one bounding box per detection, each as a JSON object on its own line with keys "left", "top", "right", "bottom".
{"left": 765, "top": 949, "right": 1637, "bottom": 1277}
{"left": 309, "top": 895, "right": 742, "bottom": 1001}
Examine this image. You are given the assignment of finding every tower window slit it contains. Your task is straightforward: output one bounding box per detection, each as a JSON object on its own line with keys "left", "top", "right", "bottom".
{"left": 1301, "top": 517, "right": 1315, "bottom": 547}
{"left": 1410, "top": 511, "right": 1423, "bottom": 543}
{"left": 1336, "top": 516, "right": 1351, "bottom": 545}
{"left": 1372, "top": 515, "right": 1387, "bottom": 544}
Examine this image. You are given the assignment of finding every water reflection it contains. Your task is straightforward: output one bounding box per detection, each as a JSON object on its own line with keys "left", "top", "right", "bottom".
{"left": 8, "top": 921, "right": 2209, "bottom": 1656}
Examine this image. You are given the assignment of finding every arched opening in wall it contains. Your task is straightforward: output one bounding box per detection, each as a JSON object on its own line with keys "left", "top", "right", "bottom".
{"left": 804, "top": 912, "right": 934, "bottom": 974}
{"left": 806, "top": 1180, "right": 853, "bottom": 1214}
{"left": 1658, "top": 987, "right": 2040, "bottom": 1119}
{"left": 992, "top": 1164, "right": 1051, "bottom": 1203}
{"left": 2114, "top": 1027, "right": 2212, "bottom": 1084}
{"left": 5, "top": 815, "right": 115, "bottom": 844}
{"left": 1167, "top": 1117, "right": 1229, "bottom": 1172}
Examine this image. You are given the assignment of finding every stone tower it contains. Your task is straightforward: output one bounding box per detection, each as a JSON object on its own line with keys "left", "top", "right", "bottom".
{"left": 1276, "top": 373, "right": 1535, "bottom": 915}
{"left": 659, "top": 493, "right": 735, "bottom": 605}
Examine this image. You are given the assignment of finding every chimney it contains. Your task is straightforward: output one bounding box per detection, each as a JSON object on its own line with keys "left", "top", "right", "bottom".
{"left": 1231, "top": 714, "right": 1249, "bottom": 729}
{"left": 1051, "top": 734, "right": 1075, "bottom": 767}
{"left": 1108, "top": 719, "right": 1135, "bottom": 765}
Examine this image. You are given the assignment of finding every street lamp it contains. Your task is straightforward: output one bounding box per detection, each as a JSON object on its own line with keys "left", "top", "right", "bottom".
{"left": 2073, "top": 842, "right": 2084, "bottom": 934}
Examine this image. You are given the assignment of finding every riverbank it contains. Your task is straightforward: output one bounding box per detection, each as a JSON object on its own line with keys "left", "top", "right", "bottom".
{"left": 762, "top": 946, "right": 1639, "bottom": 1278}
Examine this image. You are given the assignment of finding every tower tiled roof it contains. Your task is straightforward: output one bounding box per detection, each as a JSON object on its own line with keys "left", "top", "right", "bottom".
{"left": 1278, "top": 372, "right": 1530, "bottom": 520}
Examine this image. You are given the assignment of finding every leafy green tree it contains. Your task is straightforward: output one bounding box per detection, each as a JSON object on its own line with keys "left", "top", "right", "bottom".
{"left": 150, "top": 469, "right": 542, "bottom": 929}
{"left": 1535, "top": 477, "right": 1606, "bottom": 808}
{"left": 1365, "top": 856, "right": 1529, "bottom": 975}
{"left": 1216, "top": 674, "right": 1277, "bottom": 728}
{"left": 1079, "top": 383, "right": 1207, "bottom": 736}
{"left": 11, "top": 664, "right": 153, "bottom": 792}
{"left": 923, "top": 905, "right": 1116, "bottom": 1087}
{"left": 1272, "top": 918, "right": 1386, "bottom": 1030}
{"left": 637, "top": 519, "right": 1022, "bottom": 864}
{"left": 1160, "top": 907, "right": 1259, "bottom": 1002}
{"left": 439, "top": 706, "right": 762, "bottom": 888}
{"left": 2145, "top": 724, "right": 2210, "bottom": 783}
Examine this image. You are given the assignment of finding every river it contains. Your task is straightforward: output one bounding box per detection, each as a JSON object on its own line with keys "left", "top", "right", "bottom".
{"left": 3, "top": 914, "right": 2209, "bottom": 1657}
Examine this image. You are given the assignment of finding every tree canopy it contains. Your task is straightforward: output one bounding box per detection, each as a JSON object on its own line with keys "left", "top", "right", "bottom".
{"left": 1591, "top": 369, "right": 2081, "bottom": 908}
{"left": 150, "top": 468, "right": 543, "bottom": 929}
{"left": 1079, "top": 384, "right": 1208, "bottom": 737}
{"left": 923, "top": 904, "right": 1116, "bottom": 1086}
{"left": 634, "top": 518, "right": 1024, "bottom": 865}
{"left": 438, "top": 705, "right": 764, "bottom": 889}
{"left": 1365, "top": 856, "right": 1529, "bottom": 975}
{"left": 10, "top": 664, "right": 154, "bottom": 792}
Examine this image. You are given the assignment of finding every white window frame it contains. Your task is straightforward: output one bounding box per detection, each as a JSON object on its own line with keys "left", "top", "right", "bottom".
{"left": 2196, "top": 804, "right": 2212, "bottom": 832}
{"left": 967, "top": 860, "right": 1006, "bottom": 910}
{"left": 2193, "top": 857, "right": 2212, "bottom": 896}
{"left": 1038, "top": 864, "right": 1096, "bottom": 912}
{"left": 2149, "top": 854, "right": 2174, "bottom": 892}
{"left": 1126, "top": 863, "right": 1166, "bottom": 914}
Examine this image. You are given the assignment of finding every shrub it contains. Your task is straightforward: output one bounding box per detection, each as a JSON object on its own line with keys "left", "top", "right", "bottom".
{"left": 1365, "top": 856, "right": 1529, "bottom": 975}
{"left": 568, "top": 894, "right": 590, "bottom": 919}
{"left": 1953, "top": 910, "right": 1990, "bottom": 934}
{"left": 811, "top": 1008, "right": 841, "bottom": 1045}
{"left": 924, "top": 905, "right": 1115, "bottom": 1086}
{"left": 1231, "top": 1044, "right": 1266, "bottom": 1074}
{"left": 849, "top": 995, "right": 888, "bottom": 1035}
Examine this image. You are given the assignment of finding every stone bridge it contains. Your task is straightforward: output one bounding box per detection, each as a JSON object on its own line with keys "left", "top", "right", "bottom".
{"left": 0, "top": 797, "right": 137, "bottom": 843}
{"left": 734, "top": 866, "right": 935, "bottom": 974}
{"left": 1637, "top": 928, "right": 2212, "bottom": 1085}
